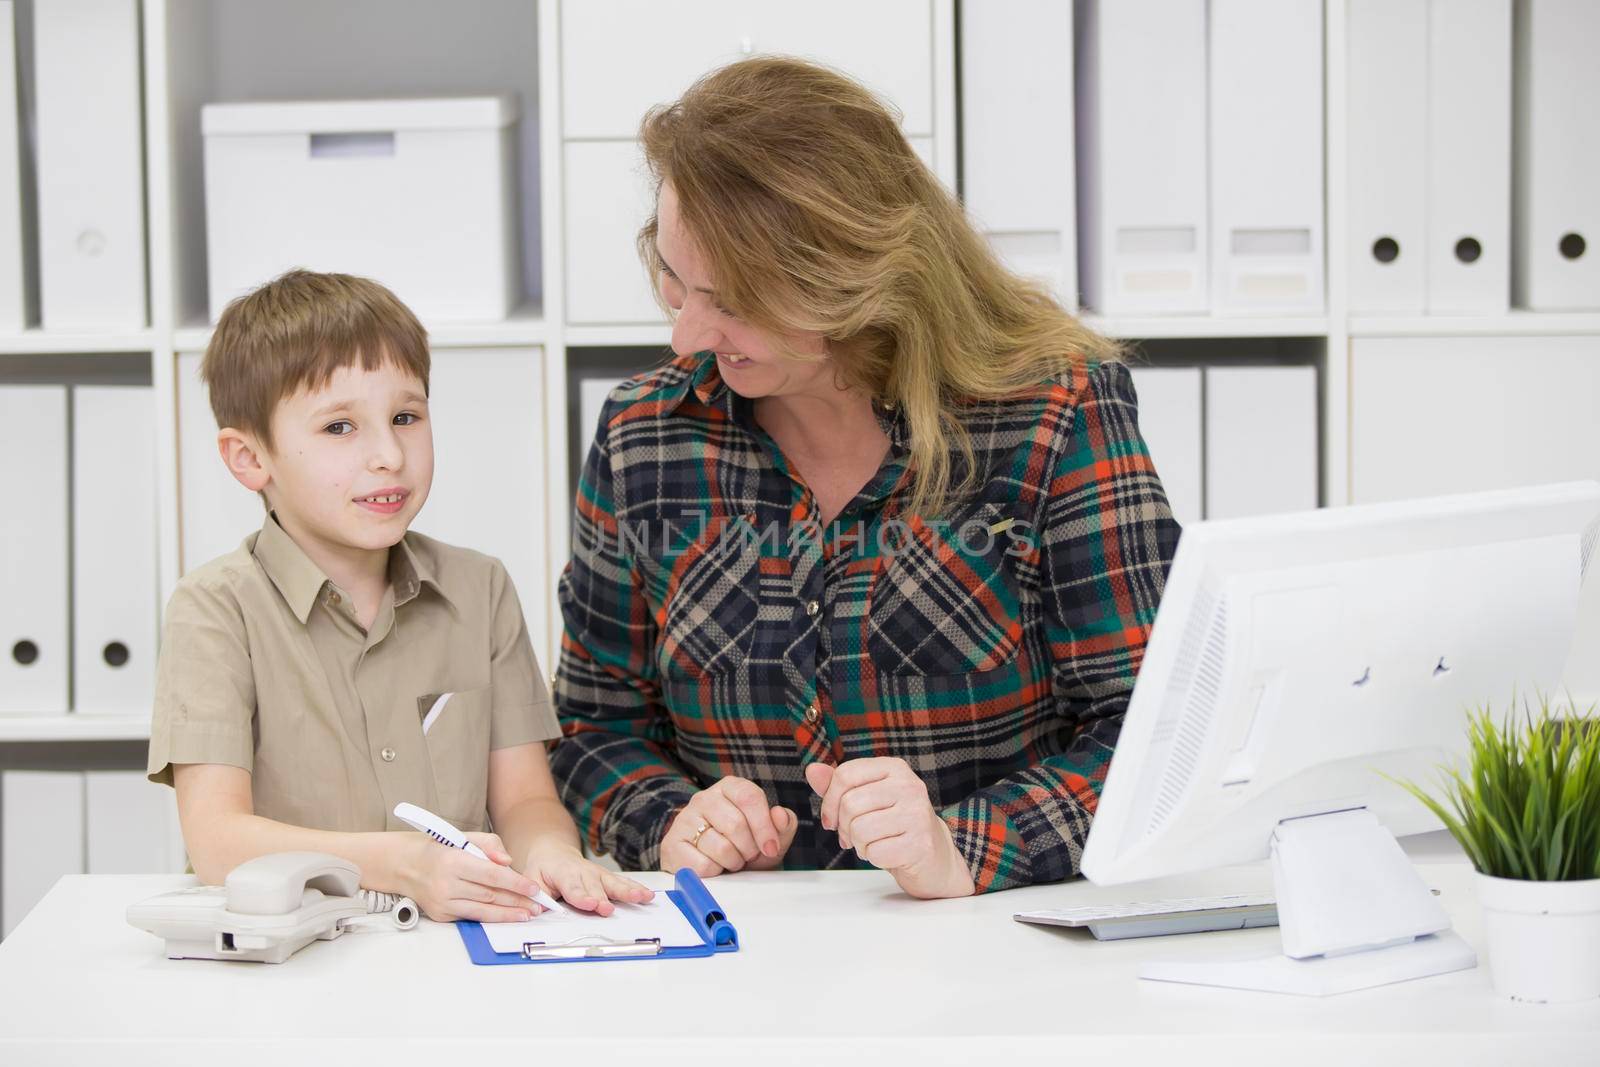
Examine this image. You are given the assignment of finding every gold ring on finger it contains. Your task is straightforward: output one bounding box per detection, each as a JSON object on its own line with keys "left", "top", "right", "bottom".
{"left": 688, "top": 818, "right": 710, "bottom": 848}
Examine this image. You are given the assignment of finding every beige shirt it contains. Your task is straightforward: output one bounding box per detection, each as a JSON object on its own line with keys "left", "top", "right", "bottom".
{"left": 147, "top": 514, "right": 558, "bottom": 833}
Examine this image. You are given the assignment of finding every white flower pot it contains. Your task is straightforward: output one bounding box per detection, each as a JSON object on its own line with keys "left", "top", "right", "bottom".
{"left": 1476, "top": 873, "right": 1600, "bottom": 1003}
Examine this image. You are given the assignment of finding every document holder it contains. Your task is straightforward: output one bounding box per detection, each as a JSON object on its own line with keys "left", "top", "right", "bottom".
{"left": 455, "top": 867, "right": 739, "bottom": 966}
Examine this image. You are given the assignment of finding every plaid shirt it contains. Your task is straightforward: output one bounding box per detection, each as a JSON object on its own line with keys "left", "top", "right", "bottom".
{"left": 551, "top": 351, "right": 1180, "bottom": 892}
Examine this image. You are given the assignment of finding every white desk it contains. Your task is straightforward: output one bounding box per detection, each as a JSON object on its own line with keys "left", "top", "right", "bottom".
{"left": 0, "top": 855, "right": 1595, "bottom": 1066}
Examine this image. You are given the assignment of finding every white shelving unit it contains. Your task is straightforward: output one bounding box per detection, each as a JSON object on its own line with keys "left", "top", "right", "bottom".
{"left": 0, "top": 716, "right": 154, "bottom": 743}
{"left": 1080, "top": 315, "right": 1332, "bottom": 340}
{"left": 2, "top": 0, "right": 1598, "bottom": 747}
{"left": 0, "top": 330, "right": 155, "bottom": 355}
{"left": 1348, "top": 311, "right": 1600, "bottom": 338}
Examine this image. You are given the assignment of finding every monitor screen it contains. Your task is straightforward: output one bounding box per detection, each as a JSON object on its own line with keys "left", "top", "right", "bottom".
{"left": 1081, "top": 481, "right": 1600, "bottom": 886}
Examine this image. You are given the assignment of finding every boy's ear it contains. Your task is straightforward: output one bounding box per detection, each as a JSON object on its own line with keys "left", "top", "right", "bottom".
{"left": 217, "top": 428, "right": 271, "bottom": 494}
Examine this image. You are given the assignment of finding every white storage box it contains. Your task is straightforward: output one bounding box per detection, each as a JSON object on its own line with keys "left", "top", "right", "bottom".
{"left": 202, "top": 96, "right": 520, "bottom": 324}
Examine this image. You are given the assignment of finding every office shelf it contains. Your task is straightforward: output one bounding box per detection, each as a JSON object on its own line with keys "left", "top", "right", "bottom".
{"left": 0, "top": 716, "right": 152, "bottom": 743}
{"left": 172, "top": 302, "right": 549, "bottom": 354}
{"left": 564, "top": 323, "right": 675, "bottom": 349}
{"left": 1079, "top": 314, "right": 1331, "bottom": 340}
{"left": 0, "top": 329, "right": 156, "bottom": 356}
{"left": 1348, "top": 311, "right": 1600, "bottom": 338}
{"left": 565, "top": 317, "right": 1339, "bottom": 347}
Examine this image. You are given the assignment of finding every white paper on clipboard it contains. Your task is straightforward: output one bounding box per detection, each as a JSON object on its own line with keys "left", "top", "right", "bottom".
{"left": 481, "top": 893, "right": 701, "bottom": 955}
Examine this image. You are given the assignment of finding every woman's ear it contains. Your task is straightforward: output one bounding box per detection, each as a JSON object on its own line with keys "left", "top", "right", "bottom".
{"left": 217, "top": 428, "right": 271, "bottom": 494}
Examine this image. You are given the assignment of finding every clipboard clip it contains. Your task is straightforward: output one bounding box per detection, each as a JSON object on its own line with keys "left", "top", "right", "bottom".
{"left": 520, "top": 935, "right": 663, "bottom": 960}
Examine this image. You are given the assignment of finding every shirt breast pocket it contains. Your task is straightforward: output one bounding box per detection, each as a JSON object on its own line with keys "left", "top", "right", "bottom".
{"left": 654, "top": 513, "right": 760, "bottom": 679}
{"left": 866, "top": 505, "right": 1026, "bottom": 677}
{"left": 417, "top": 685, "right": 493, "bottom": 832}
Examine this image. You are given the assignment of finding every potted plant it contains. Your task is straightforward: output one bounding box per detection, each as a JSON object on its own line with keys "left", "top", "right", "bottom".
{"left": 1396, "top": 696, "right": 1600, "bottom": 1003}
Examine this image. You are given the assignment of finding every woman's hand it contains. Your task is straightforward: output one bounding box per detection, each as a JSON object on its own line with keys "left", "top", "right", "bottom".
{"left": 806, "top": 759, "right": 976, "bottom": 899}
{"left": 523, "top": 840, "right": 656, "bottom": 916}
{"left": 396, "top": 831, "right": 547, "bottom": 923}
{"left": 659, "top": 776, "right": 799, "bottom": 878}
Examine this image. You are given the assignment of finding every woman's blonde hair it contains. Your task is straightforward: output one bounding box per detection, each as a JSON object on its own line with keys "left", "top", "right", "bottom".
{"left": 637, "top": 56, "right": 1121, "bottom": 518}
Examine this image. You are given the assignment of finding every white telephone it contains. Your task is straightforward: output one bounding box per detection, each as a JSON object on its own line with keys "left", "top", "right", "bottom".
{"left": 127, "top": 852, "right": 418, "bottom": 964}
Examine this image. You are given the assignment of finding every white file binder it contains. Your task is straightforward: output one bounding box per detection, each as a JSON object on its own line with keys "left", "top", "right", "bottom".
{"left": 961, "top": 0, "right": 1076, "bottom": 304}
{"left": 1209, "top": 0, "right": 1324, "bottom": 316}
{"left": 1346, "top": 0, "right": 1427, "bottom": 314}
{"left": 1126, "top": 367, "right": 1203, "bottom": 526}
{"left": 1427, "top": 0, "right": 1512, "bottom": 314}
{"left": 410, "top": 348, "right": 549, "bottom": 664}
{"left": 559, "top": 0, "right": 935, "bottom": 141}
{"left": 86, "top": 771, "right": 186, "bottom": 874}
{"left": 0, "top": 386, "right": 69, "bottom": 715}
{"left": 1204, "top": 366, "right": 1319, "bottom": 520}
{"left": 73, "top": 386, "right": 158, "bottom": 716}
{"left": 0, "top": 1, "right": 31, "bottom": 333}
{"left": 1513, "top": 0, "right": 1600, "bottom": 310}
{"left": 2, "top": 771, "right": 85, "bottom": 938}
{"left": 176, "top": 351, "right": 261, "bottom": 573}
{"left": 32, "top": 0, "right": 145, "bottom": 331}
{"left": 1076, "top": 0, "right": 1208, "bottom": 315}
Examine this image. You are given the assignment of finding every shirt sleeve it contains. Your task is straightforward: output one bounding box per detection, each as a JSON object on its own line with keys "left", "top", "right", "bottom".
{"left": 940, "top": 360, "right": 1183, "bottom": 892}
{"left": 146, "top": 576, "right": 259, "bottom": 786}
{"left": 548, "top": 416, "right": 698, "bottom": 871}
{"left": 487, "top": 559, "right": 561, "bottom": 749}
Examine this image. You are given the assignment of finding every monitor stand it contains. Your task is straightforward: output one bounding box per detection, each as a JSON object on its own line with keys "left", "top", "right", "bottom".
{"left": 1138, "top": 807, "right": 1478, "bottom": 996}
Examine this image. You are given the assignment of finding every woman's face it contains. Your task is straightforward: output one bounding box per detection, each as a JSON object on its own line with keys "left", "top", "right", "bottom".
{"left": 655, "top": 182, "right": 835, "bottom": 401}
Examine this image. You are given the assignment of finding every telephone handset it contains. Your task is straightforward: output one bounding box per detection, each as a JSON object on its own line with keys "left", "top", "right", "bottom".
{"left": 127, "top": 851, "right": 418, "bottom": 964}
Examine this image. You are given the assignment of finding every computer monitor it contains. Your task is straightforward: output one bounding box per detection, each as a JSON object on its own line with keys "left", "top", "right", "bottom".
{"left": 1080, "top": 481, "right": 1600, "bottom": 995}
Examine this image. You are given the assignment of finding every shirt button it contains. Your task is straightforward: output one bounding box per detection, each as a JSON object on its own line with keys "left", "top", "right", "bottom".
{"left": 805, "top": 599, "right": 820, "bottom": 617}
{"left": 380, "top": 746, "right": 397, "bottom": 763}
{"left": 804, "top": 704, "right": 820, "bottom": 725}
{"left": 328, "top": 591, "right": 341, "bottom": 606}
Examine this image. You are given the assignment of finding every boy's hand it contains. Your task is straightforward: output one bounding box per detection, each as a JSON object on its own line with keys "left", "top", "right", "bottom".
{"left": 399, "top": 831, "right": 547, "bottom": 923}
{"left": 523, "top": 841, "right": 656, "bottom": 916}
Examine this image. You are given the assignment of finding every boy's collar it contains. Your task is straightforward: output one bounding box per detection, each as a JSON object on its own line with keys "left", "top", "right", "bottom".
{"left": 253, "top": 512, "right": 449, "bottom": 623}
{"left": 388, "top": 535, "right": 446, "bottom": 611}
{"left": 254, "top": 514, "right": 328, "bottom": 623}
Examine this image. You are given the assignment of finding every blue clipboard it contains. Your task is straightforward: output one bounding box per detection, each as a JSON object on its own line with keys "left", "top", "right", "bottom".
{"left": 455, "top": 867, "right": 739, "bottom": 965}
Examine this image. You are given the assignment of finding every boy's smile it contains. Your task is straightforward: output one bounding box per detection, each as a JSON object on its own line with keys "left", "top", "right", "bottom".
{"left": 353, "top": 487, "right": 411, "bottom": 515}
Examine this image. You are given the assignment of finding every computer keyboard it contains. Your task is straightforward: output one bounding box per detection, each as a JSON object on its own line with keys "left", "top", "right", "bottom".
{"left": 1014, "top": 893, "right": 1278, "bottom": 941}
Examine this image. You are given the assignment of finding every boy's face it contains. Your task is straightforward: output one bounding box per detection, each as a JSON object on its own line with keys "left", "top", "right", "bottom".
{"left": 252, "top": 361, "right": 434, "bottom": 556}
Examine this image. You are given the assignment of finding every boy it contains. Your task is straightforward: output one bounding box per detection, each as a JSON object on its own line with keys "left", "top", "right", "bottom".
{"left": 148, "top": 270, "right": 648, "bottom": 922}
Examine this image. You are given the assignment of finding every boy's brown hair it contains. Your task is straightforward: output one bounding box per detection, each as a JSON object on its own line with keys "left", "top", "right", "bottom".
{"left": 202, "top": 270, "right": 430, "bottom": 452}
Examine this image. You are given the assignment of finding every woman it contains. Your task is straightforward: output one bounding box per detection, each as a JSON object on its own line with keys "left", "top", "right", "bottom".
{"left": 550, "top": 57, "right": 1181, "bottom": 898}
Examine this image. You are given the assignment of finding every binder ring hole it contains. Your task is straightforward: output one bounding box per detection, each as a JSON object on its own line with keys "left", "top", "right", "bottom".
{"left": 1372, "top": 237, "right": 1400, "bottom": 264}
{"left": 11, "top": 640, "right": 38, "bottom": 666}
{"left": 103, "top": 642, "right": 130, "bottom": 668}
{"left": 1454, "top": 237, "right": 1482, "bottom": 264}
{"left": 1560, "top": 233, "right": 1587, "bottom": 261}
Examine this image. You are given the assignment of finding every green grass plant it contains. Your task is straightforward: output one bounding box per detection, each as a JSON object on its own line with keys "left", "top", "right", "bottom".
{"left": 1394, "top": 695, "right": 1600, "bottom": 882}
